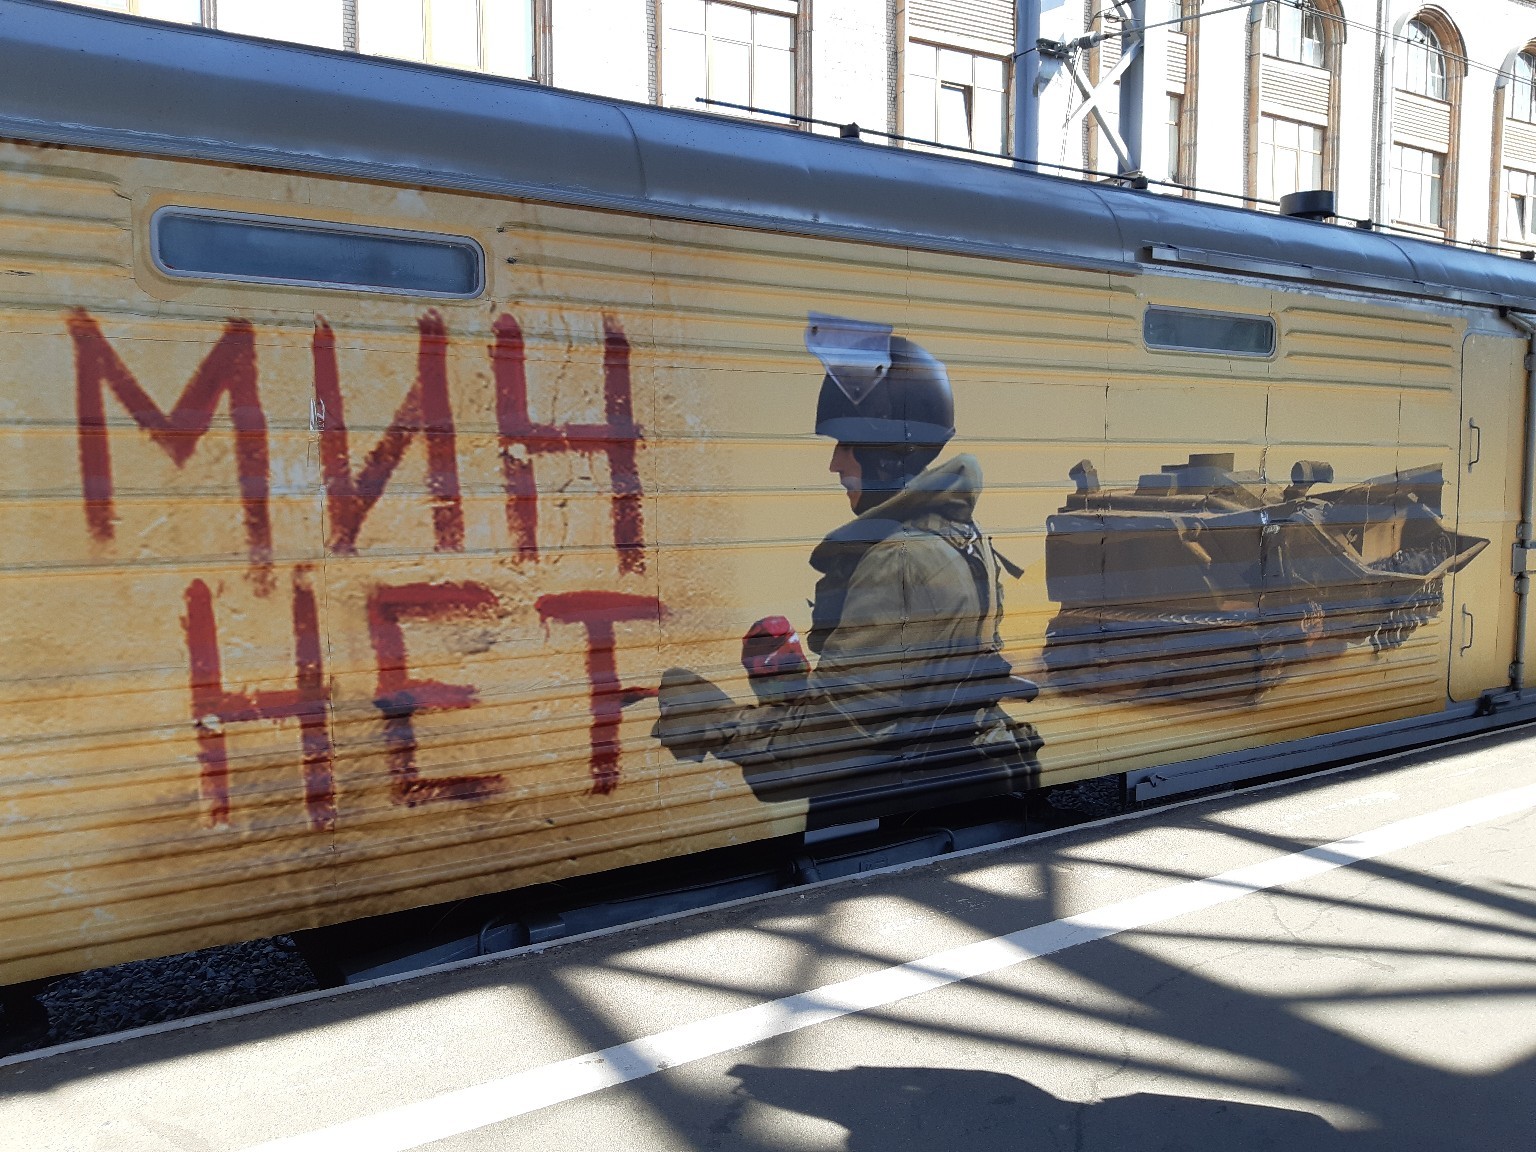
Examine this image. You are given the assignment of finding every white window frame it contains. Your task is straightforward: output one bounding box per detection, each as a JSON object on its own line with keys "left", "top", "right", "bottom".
{"left": 1505, "top": 169, "right": 1536, "bottom": 246}
{"left": 355, "top": 0, "right": 536, "bottom": 78}
{"left": 1166, "top": 93, "right": 1184, "bottom": 184}
{"left": 904, "top": 40, "right": 1009, "bottom": 156}
{"left": 1511, "top": 52, "right": 1536, "bottom": 124}
{"left": 660, "top": 0, "right": 798, "bottom": 120}
{"left": 1261, "top": 0, "right": 1324, "bottom": 68}
{"left": 1258, "top": 114, "right": 1325, "bottom": 203}
{"left": 1392, "top": 142, "right": 1445, "bottom": 228}
{"left": 61, "top": 0, "right": 204, "bottom": 24}
{"left": 1400, "top": 19, "right": 1448, "bottom": 101}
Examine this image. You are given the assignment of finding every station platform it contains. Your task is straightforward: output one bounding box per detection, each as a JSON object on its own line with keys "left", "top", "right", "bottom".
{"left": 3, "top": 727, "right": 1535, "bottom": 1151}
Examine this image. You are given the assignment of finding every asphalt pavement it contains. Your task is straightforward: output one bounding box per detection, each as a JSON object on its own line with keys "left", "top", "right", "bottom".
{"left": 3, "top": 726, "right": 1534, "bottom": 1151}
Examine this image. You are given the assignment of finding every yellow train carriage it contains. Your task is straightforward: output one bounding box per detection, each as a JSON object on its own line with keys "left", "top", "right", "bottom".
{"left": 0, "top": 0, "right": 1532, "bottom": 986}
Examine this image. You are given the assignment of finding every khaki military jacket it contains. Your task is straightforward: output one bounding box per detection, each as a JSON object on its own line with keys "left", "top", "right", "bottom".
{"left": 717, "top": 454, "right": 1021, "bottom": 786}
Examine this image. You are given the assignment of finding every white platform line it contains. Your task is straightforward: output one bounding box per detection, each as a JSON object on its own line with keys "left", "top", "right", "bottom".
{"left": 242, "top": 780, "right": 1536, "bottom": 1152}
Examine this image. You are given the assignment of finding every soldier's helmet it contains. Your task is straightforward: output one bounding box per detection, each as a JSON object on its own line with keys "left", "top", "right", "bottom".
{"left": 806, "top": 313, "right": 955, "bottom": 450}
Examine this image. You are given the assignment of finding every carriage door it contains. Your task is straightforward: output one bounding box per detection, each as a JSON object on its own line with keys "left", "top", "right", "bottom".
{"left": 1448, "top": 334, "right": 1526, "bottom": 700}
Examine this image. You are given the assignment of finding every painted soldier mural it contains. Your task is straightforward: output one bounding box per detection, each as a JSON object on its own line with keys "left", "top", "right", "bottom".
{"left": 654, "top": 314, "right": 1042, "bottom": 817}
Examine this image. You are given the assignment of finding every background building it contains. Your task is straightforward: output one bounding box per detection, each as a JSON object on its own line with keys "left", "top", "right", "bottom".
{"left": 59, "top": 0, "right": 1536, "bottom": 253}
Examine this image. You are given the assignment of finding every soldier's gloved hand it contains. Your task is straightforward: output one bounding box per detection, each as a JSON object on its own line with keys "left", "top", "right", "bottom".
{"left": 740, "top": 616, "right": 810, "bottom": 704}
{"left": 653, "top": 667, "right": 735, "bottom": 762}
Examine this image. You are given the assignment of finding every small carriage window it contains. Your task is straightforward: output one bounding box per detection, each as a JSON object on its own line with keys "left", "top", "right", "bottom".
{"left": 1144, "top": 307, "right": 1276, "bottom": 356}
{"left": 151, "top": 208, "right": 484, "bottom": 297}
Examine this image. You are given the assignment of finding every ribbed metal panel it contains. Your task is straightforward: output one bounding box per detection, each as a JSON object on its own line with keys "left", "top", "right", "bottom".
{"left": 908, "top": 0, "right": 1014, "bottom": 48}
{"left": 0, "top": 0, "right": 1525, "bottom": 990}
{"left": 1260, "top": 58, "right": 1330, "bottom": 125}
{"left": 1506, "top": 119, "right": 1536, "bottom": 170}
{"left": 1394, "top": 91, "right": 1451, "bottom": 150}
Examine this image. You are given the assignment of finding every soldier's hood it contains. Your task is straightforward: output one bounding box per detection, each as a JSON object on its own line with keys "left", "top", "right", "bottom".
{"left": 811, "top": 454, "right": 981, "bottom": 573}
{"left": 864, "top": 453, "right": 981, "bottom": 525}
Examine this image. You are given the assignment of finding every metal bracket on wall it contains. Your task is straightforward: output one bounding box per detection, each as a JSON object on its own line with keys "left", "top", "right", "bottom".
{"left": 1040, "top": 0, "right": 1141, "bottom": 174}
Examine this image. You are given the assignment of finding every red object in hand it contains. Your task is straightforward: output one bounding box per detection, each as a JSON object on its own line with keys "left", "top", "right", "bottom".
{"left": 741, "top": 617, "right": 810, "bottom": 702}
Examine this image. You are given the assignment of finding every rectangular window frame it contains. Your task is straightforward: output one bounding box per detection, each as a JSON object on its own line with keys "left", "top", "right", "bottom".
{"left": 149, "top": 206, "right": 487, "bottom": 299}
{"left": 1143, "top": 306, "right": 1277, "bottom": 359}
{"left": 1505, "top": 168, "right": 1536, "bottom": 246}
{"left": 1258, "top": 113, "right": 1325, "bottom": 204}
{"left": 904, "top": 39, "right": 1010, "bottom": 157}
{"left": 1391, "top": 143, "right": 1445, "bottom": 229}
{"left": 660, "top": 0, "right": 798, "bottom": 121}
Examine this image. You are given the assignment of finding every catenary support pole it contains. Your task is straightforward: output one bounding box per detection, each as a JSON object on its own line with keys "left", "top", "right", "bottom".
{"left": 1014, "top": 0, "right": 1042, "bottom": 166}
{"left": 1117, "top": 0, "right": 1145, "bottom": 175}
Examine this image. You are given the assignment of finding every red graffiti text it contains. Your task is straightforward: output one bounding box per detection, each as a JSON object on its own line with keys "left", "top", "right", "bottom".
{"left": 71, "top": 310, "right": 273, "bottom": 592}
{"left": 536, "top": 591, "right": 664, "bottom": 795}
{"left": 181, "top": 568, "right": 334, "bottom": 830}
{"left": 493, "top": 314, "right": 646, "bottom": 573}
{"left": 369, "top": 581, "right": 506, "bottom": 807}
{"left": 313, "top": 311, "right": 465, "bottom": 555}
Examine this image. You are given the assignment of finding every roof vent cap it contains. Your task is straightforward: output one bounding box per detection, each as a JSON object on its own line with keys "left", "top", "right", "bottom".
{"left": 1279, "top": 189, "right": 1336, "bottom": 220}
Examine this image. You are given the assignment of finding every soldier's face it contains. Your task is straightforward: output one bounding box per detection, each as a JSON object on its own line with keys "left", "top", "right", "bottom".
{"left": 829, "top": 443, "right": 862, "bottom": 512}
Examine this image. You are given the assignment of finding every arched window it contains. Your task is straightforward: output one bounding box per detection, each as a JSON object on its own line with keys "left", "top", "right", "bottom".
{"left": 1252, "top": 0, "right": 1340, "bottom": 204}
{"left": 1511, "top": 51, "right": 1536, "bottom": 124}
{"left": 1401, "top": 20, "right": 1447, "bottom": 101}
{"left": 1390, "top": 11, "right": 1463, "bottom": 235}
{"left": 1262, "top": 0, "right": 1325, "bottom": 68}
{"left": 1498, "top": 45, "right": 1536, "bottom": 252}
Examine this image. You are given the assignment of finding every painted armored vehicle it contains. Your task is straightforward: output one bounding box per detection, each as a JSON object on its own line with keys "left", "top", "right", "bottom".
{"left": 1042, "top": 453, "right": 1489, "bottom": 700}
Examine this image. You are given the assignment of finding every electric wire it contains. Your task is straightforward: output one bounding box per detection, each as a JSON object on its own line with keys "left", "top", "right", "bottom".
{"left": 1029, "top": 0, "right": 1536, "bottom": 245}
{"left": 1014, "top": 0, "right": 1269, "bottom": 60}
{"left": 706, "top": 0, "right": 1536, "bottom": 241}
{"left": 1080, "top": 0, "right": 1533, "bottom": 84}
{"left": 693, "top": 97, "right": 1274, "bottom": 204}
{"left": 1306, "top": 3, "right": 1527, "bottom": 83}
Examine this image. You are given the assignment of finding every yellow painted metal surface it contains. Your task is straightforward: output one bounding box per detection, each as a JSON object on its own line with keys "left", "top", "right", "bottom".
{"left": 0, "top": 140, "right": 1514, "bottom": 983}
{"left": 1450, "top": 334, "right": 1526, "bottom": 700}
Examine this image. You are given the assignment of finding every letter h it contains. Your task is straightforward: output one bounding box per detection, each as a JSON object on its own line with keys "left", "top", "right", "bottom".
{"left": 493, "top": 314, "right": 645, "bottom": 574}
{"left": 181, "top": 568, "right": 335, "bottom": 831}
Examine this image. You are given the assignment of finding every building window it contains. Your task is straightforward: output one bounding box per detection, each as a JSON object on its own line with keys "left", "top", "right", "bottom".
{"left": 356, "top": 0, "right": 534, "bottom": 78}
{"left": 1261, "top": 0, "right": 1324, "bottom": 67}
{"left": 661, "top": 1, "right": 794, "bottom": 118}
{"left": 1166, "top": 94, "right": 1184, "bottom": 183}
{"left": 1400, "top": 19, "right": 1447, "bottom": 101}
{"left": 1392, "top": 143, "right": 1445, "bottom": 227}
{"left": 1506, "top": 169, "right": 1536, "bottom": 246}
{"left": 1511, "top": 52, "right": 1536, "bottom": 124}
{"left": 66, "top": 0, "right": 201, "bottom": 21}
{"left": 1258, "top": 114, "right": 1324, "bottom": 202}
{"left": 216, "top": 0, "right": 348, "bottom": 48}
{"left": 905, "top": 42, "right": 1007, "bottom": 154}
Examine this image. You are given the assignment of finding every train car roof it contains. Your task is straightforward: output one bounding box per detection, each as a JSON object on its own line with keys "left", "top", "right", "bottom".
{"left": 2, "top": 0, "right": 1535, "bottom": 312}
